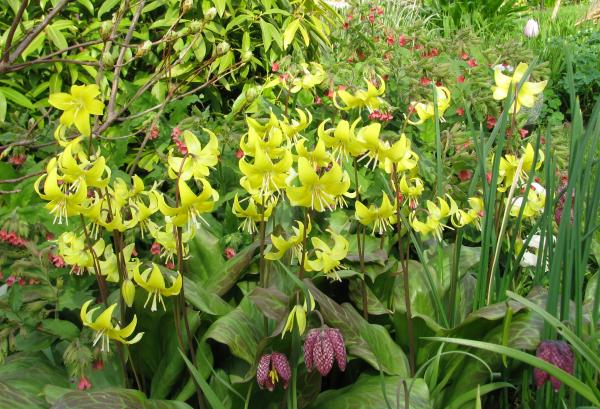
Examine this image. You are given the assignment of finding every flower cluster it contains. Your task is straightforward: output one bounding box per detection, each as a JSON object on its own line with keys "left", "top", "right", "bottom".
{"left": 0, "top": 230, "right": 27, "bottom": 247}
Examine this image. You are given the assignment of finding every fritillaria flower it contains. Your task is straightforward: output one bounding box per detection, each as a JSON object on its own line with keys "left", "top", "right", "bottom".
{"left": 256, "top": 352, "right": 292, "bottom": 391}
{"left": 524, "top": 19, "right": 540, "bottom": 38}
{"left": 534, "top": 340, "right": 574, "bottom": 391}
{"left": 304, "top": 328, "right": 346, "bottom": 376}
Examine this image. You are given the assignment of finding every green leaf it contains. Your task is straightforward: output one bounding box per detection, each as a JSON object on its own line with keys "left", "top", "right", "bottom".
{"left": 259, "top": 19, "right": 272, "bottom": 51}
{"left": 310, "top": 375, "right": 431, "bottom": 409}
{"left": 8, "top": 285, "right": 23, "bottom": 311}
{"left": 283, "top": 19, "right": 301, "bottom": 49}
{"left": 21, "top": 33, "right": 46, "bottom": 59}
{"left": 212, "top": 0, "right": 226, "bottom": 16}
{"left": 248, "top": 286, "right": 289, "bottom": 321}
{"left": 47, "top": 25, "right": 68, "bottom": 50}
{"left": 184, "top": 278, "right": 233, "bottom": 316}
{"left": 0, "top": 90, "right": 6, "bottom": 122}
{"left": 98, "top": 0, "right": 120, "bottom": 18}
{"left": 180, "top": 352, "right": 228, "bottom": 409}
{"left": 40, "top": 319, "right": 80, "bottom": 341}
{"left": 50, "top": 388, "right": 193, "bottom": 408}
{"left": 0, "top": 87, "right": 34, "bottom": 110}
{"left": 77, "top": 0, "right": 94, "bottom": 14}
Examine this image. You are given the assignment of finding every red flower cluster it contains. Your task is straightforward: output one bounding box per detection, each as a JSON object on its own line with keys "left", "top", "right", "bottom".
{"left": 49, "top": 253, "right": 66, "bottom": 268}
{"left": 171, "top": 127, "right": 187, "bottom": 155}
{"left": 77, "top": 376, "right": 92, "bottom": 390}
{"left": 4, "top": 275, "right": 32, "bottom": 287}
{"left": 0, "top": 230, "right": 26, "bottom": 247}
{"left": 486, "top": 115, "right": 497, "bottom": 130}
{"left": 420, "top": 77, "right": 431, "bottom": 86}
{"left": 149, "top": 124, "right": 160, "bottom": 140}
{"left": 224, "top": 247, "right": 236, "bottom": 259}
{"left": 368, "top": 110, "right": 393, "bottom": 122}
{"left": 8, "top": 154, "right": 26, "bottom": 166}
{"left": 151, "top": 242, "right": 161, "bottom": 255}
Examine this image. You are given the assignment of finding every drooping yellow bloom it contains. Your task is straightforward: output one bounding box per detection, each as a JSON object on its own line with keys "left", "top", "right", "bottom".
{"left": 281, "top": 292, "right": 315, "bottom": 338}
{"left": 399, "top": 175, "right": 425, "bottom": 208}
{"left": 56, "top": 232, "right": 105, "bottom": 273}
{"left": 355, "top": 193, "right": 397, "bottom": 234}
{"left": 492, "top": 62, "right": 547, "bottom": 114}
{"left": 149, "top": 222, "right": 194, "bottom": 263}
{"left": 452, "top": 197, "right": 485, "bottom": 229}
{"left": 286, "top": 157, "right": 351, "bottom": 211}
{"left": 510, "top": 183, "right": 546, "bottom": 218}
{"left": 48, "top": 84, "right": 105, "bottom": 136}
{"left": 122, "top": 279, "right": 136, "bottom": 308}
{"left": 96, "top": 243, "right": 139, "bottom": 283}
{"left": 241, "top": 115, "right": 285, "bottom": 159}
{"left": 410, "top": 195, "right": 458, "bottom": 241}
{"left": 305, "top": 230, "right": 349, "bottom": 281}
{"left": 35, "top": 161, "right": 87, "bottom": 224}
{"left": 80, "top": 300, "right": 143, "bottom": 352}
{"left": 380, "top": 134, "right": 419, "bottom": 174}
{"left": 280, "top": 109, "right": 312, "bottom": 142}
{"left": 158, "top": 178, "right": 218, "bottom": 229}
{"left": 239, "top": 146, "right": 293, "bottom": 202}
{"left": 334, "top": 78, "right": 385, "bottom": 111}
{"left": 317, "top": 118, "right": 364, "bottom": 161}
{"left": 498, "top": 143, "right": 544, "bottom": 191}
{"left": 290, "top": 63, "right": 326, "bottom": 93}
{"left": 295, "top": 138, "right": 331, "bottom": 168}
{"left": 407, "top": 86, "right": 451, "bottom": 125}
{"left": 133, "top": 263, "right": 182, "bottom": 311}
{"left": 123, "top": 177, "right": 160, "bottom": 237}
{"left": 232, "top": 195, "right": 275, "bottom": 234}
{"left": 168, "top": 129, "right": 219, "bottom": 180}
{"left": 58, "top": 140, "right": 111, "bottom": 188}
{"left": 265, "top": 220, "right": 311, "bottom": 262}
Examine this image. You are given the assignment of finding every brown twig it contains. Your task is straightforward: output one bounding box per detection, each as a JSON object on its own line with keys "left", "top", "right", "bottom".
{"left": 0, "top": 171, "right": 44, "bottom": 184}
{"left": 1, "top": 0, "right": 29, "bottom": 63}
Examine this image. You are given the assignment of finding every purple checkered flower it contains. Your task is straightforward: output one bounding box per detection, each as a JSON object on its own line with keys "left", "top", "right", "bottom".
{"left": 534, "top": 340, "right": 574, "bottom": 391}
{"left": 304, "top": 327, "right": 347, "bottom": 376}
{"left": 256, "top": 352, "right": 291, "bottom": 391}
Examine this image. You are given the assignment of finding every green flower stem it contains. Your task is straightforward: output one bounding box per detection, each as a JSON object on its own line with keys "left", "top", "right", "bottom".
{"left": 298, "top": 208, "right": 310, "bottom": 280}
{"left": 353, "top": 158, "right": 369, "bottom": 319}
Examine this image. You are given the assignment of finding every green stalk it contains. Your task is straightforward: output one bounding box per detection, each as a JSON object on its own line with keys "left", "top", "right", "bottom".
{"left": 353, "top": 158, "right": 369, "bottom": 319}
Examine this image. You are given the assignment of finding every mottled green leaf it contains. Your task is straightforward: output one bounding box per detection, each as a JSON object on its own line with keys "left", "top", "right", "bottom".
{"left": 51, "top": 388, "right": 193, "bottom": 409}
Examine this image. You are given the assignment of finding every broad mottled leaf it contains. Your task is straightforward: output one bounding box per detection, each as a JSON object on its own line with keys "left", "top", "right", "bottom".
{"left": 248, "top": 286, "right": 289, "bottom": 321}
{"left": 51, "top": 388, "right": 193, "bottom": 408}
{"left": 184, "top": 278, "right": 233, "bottom": 316}
{"left": 311, "top": 375, "right": 431, "bottom": 409}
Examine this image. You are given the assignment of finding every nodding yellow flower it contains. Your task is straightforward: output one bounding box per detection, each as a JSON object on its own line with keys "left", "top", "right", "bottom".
{"left": 48, "top": 84, "right": 105, "bottom": 137}
{"left": 134, "top": 263, "right": 182, "bottom": 311}
{"left": 452, "top": 197, "right": 485, "bottom": 229}
{"left": 58, "top": 141, "right": 111, "bottom": 188}
{"left": 158, "top": 178, "right": 218, "bottom": 229}
{"left": 35, "top": 162, "right": 87, "bottom": 224}
{"left": 499, "top": 143, "right": 544, "bottom": 190}
{"left": 295, "top": 138, "right": 331, "bottom": 168}
{"left": 240, "top": 117, "right": 285, "bottom": 158}
{"left": 290, "top": 62, "right": 326, "bottom": 93}
{"left": 380, "top": 134, "right": 419, "bottom": 174}
{"left": 355, "top": 193, "right": 397, "bottom": 235}
{"left": 305, "top": 230, "right": 349, "bottom": 281}
{"left": 122, "top": 279, "right": 136, "bottom": 307}
{"left": 56, "top": 232, "right": 105, "bottom": 274}
{"left": 407, "top": 86, "right": 451, "bottom": 125}
{"left": 510, "top": 183, "right": 546, "bottom": 218}
{"left": 149, "top": 222, "right": 194, "bottom": 264}
{"left": 492, "top": 62, "right": 547, "bottom": 114}
{"left": 286, "top": 157, "right": 351, "bottom": 212}
{"left": 410, "top": 195, "right": 458, "bottom": 241}
{"left": 97, "top": 243, "right": 139, "bottom": 283}
{"left": 280, "top": 109, "right": 312, "bottom": 142}
{"left": 265, "top": 220, "right": 311, "bottom": 262}
{"left": 334, "top": 77, "right": 385, "bottom": 111}
{"left": 281, "top": 292, "right": 315, "bottom": 338}
{"left": 399, "top": 175, "right": 424, "bottom": 208}
{"left": 168, "top": 129, "right": 219, "bottom": 180}
{"left": 317, "top": 118, "right": 364, "bottom": 161}
{"left": 239, "top": 146, "right": 293, "bottom": 200}
{"left": 80, "top": 300, "right": 143, "bottom": 352}
{"left": 232, "top": 195, "right": 275, "bottom": 234}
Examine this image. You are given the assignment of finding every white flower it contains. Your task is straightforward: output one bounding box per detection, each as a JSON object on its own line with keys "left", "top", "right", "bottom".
{"left": 524, "top": 19, "right": 540, "bottom": 38}
{"left": 520, "top": 251, "right": 538, "bottom": 267}
{"left": 493, "top": 64, "right": 514, "bottom": 73}
{"left": 323, "top": 0, "right": 349, "bottom": 9}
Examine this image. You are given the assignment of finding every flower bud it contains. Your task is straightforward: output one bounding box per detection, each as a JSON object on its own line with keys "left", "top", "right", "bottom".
{"left": 121, "top": 279, "right": 136, "bottom": 307}
{"left": 182, "top": 0, "right": 193, "bottom": 14}
{"left": 188, "top": 20, "right": 203, "bottom": 34}
{"left": 241, "top": 50, "right": 253, "bottom": 62}
{"left": 524, "top": 19, "right": 540, "bottom": 38}
{"left": 246, "top": 86, "right": 261, "bottom": 102}
{"left": 216, "top": 41, "right": 230, "bottom": 56}
{"left": 204, "top": 7, "right": 217, "bottom": 22}
{"left": 101, "top": 51, "right": 114, "bottom": 69}
{"left": 100, "top": 21, "right": 113, "bottom": 41}
{"left": 136, "top": 40, "right": 152, "bottom": 58}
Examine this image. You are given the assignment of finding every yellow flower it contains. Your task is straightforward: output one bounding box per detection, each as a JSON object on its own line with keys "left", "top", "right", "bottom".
{"left": 168, "top": 129, "right": 219, "bottom": 180}
{"left": 240, "top": 116, "right": 285, "bottom": 159}
{"left": 355, "top": 193, "right": 397, "bottom": 234}
{"left": 280, "top": 109, "right": 312, "bottom": 142}
{"left": 58, "top": 140, "right": 111, "bottom": 188}
{"left": 492, "top": 62, "right": 547, "bottom": 114}
{"left": 134, "top": 263, "right": 182, "bottom": 311}
{"left": 290, "top": 63, "right": 326, "bottom": 93}
{"left": 232, "top": 195, "right": 275, "bottom": 234}
{"left": 80, "top": 300, "right": 143, "bottom": 352}
{"left": 286, "top": 157, "right": 351, "bottom": 211}
{"left": 305, "top": 230, "right": 349, "bottom": 281}
{"left": 239, "top": 146, "right": 293, "bottom": 201}
{"left": 281, "top": 292, "right": 315, "bottom": 338}
{"left": 499, "top": 143, "right": 544, "bottom": 190}
{"left": 510, "top": 183, "right": 546, "bottom": 218}
{"left": 35, "top": 162, "right": 87, "bottom": 224}
{"left": 295, "top": 138, "right": 331, "bottom": 168}
{"left": 265, "top": 220, "right": 311, "bottom": 262}
{"left": 122, "top": 279, "right": 136, "bottom": 308}
{"left": 149, "top": 222, "right": 194, "bottom": 263}
{"left": 158, "top": 178, "right": 218, "bottom": 228}
{"left": 452, "top": 197, "right": 484, "bottom": 229}
{"left": 334, "top": 78, "right": 385, "bottom": 111}
{"left": 97, "top": 243, "right": 139, "bottom": 283}
{"left": 317, "top": 118, "right": 364, "bottom": 161}
{"left": 410, "top": 196, "right": 458, "bottom": 241}
{"left": 407, "top": 86, "right": 451, "bottom": 125}
{"left": 380, "top": 134, "right": 419, "bottom": 174}
{"left": 48, "top": 84, "right": 105, "bottom": 136}
{"left": 399, "top": 175, "right": 425, "bottom": 208}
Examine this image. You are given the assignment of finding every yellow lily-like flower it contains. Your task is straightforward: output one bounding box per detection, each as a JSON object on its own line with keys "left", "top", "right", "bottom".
{"left": 149, "top": 222, "right": 194, "bottom": 263}
{"left": 240, "top": 117, "right": 285, "bottom": 159}
{"left": 35, "top": 161, "right": 87, "bottom": 224}
{"left": 57, "top": 232, "right": 105, "bottom": 273}
{"left": 317, "top": 118, "right": 364, "bottom": 161}
{"left": 380, "top": 133, "right": 419, "bottom": 174}
{"left": 265, "top": 220, "right": 311, "bottom": 262}
{"left": 356, "top": 123, "right": 411, "bottom": 170}
{"left": 96, "top": 243, "right": 139, "bottom": 283}
{"left": 58, "top": 141, "right": 111, "bottom": 188}
{"left": 410, "top": 196, "right": 458, "bottom": 241}
{"left": 498, "top": 143, "right": 544, "bottom": 191}
{"left": 399, "top": 175, "right": 425, "bottom": 208}
{"left": 305, "top": 230, "right": 349, "bottom": 281}
{"left": 295, "top": 138, "right": 331, "bottom": 168}
{"left": 134, "top": 263, "right": 182, "bottom": 311}
{"left": 452, "top": 197, "right": 485, "bottom": 229}
{"left": 290, "top": 62, "right": 326, "bottom": 93}
{"left": 168, "top": 129, "right": 219, "bottom": 180}
{"left": 492, "top": 62, "right": 547, "bottom": 114}
{"left": 334, "top": 77, "right": 385, "bottom": 111}
{"left": 48, "top": 84, "right": 105, "bottom": 136}
{"left": 355, "top": 193, "right": 397, "bottom": 235}
{"left": 81, "top": 300, "right": 143, "bottom": 352}
{"left": 510, "top": 183, "right": 546, "bottom": 218}
{"left": 407, "top": 86, "right": 451, "bottom": 125}
{"left": 279, "top": 109, "right": 312, "bottom": 142}
{"left": 158, "top": 178, "right": 218, "bottom": 229}
{"left": 281, "top": 292, "right": 315, "bottom": 338}
{"left": 239, "top": 146, "right": 293, "bottom": 200}
{"left": 287, "top": 157, "right": 351, "bottom": 212}
{"left": 232, "top": 195, "right": 275, "bottom": 234}
{"left": 122, "top": 279, "right": 136, "bottom": 308}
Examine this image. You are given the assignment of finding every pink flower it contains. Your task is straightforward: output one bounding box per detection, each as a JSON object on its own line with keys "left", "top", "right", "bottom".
{"left": 486, "top": 115, "right": 497, "bottom": 130}
{"left": 271, "top": 62, "right": 279, "bottom": 72}
{"left": 534, "top": 341, "right": 574, "bottom": 391}
{"left": 235, "top": 149, "right": 245, "bottom": 159}
{"left": 458, "top": 170, "right": 472, "bottom": 181}
{"left": 457, "top": 75, "right": 465, "bottom": 84}
{"left": 343, "top": 22, "right": 349, "bottom": 30}
{"left": 257, "top": 352, "right": 291, "bottom": 391}
{"left": 325, "top": 89, "right": 334, "bottom": 99}
{"left": 149, "top": 125, "right": 159, "bottom": 140}
{"left": 5, "top": 275, "right": 16, "bottom": 287}
{"left": 171, "top": 127, "right": 182, "bottom": 139}
{"left": 456, "top": 107, "right": 465, "bottom": 116}
{"left": 368, "top": 13, "right": 375, "bottom": 24}
{"left": 386, "top": 34, "right": 394, "bottom": 46}
{"left": 92, "top": 359, "right": 104, "bottom": 370}
{"left": 519, "top": 129, "right": 529, "bottom": 139}
{"left": 224, "top": 247, "right": 236, "bottom": 259}
{"left": 398, "top": 34, "right": 407, "bottom": 46}
{"left": 18, "top": 278, "right": 25, "bottom": 286}
{"left": 151, "top": 242, "right": 161, "bottom": 255}
{"left": 314, "top": 96, "right": 322, "bottom": 105}
{"left": 304, "top": 328, "right": 346, "bottom": 376}
{"left": 420, "top": 77, "right": 431, "bottom": 86}
{"left": 8, "top": 154, "right": 26, "bottom": 166}
{"left": 460, "top": 52, "right": 469, "bottom": 60}
{"left": 77, "top": 376, "right": 92, "bottom": 390}
{"left": 166, "top": 261, "right": 175, "bottom": 270}
{"left": 49, "top": 254, "right": 66, "bottom": 268}
{"left": 467, "top": 58, "right": 478, "bottom": 67}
